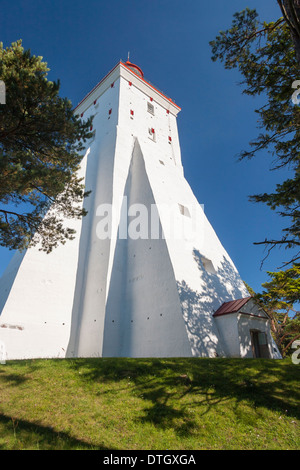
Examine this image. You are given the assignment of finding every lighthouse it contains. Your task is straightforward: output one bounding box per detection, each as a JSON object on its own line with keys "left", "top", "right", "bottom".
{"left": 0, "top": 60, "right": 281, "bottom": 360}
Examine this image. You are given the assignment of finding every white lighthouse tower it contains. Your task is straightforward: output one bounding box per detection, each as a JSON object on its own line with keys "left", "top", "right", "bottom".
{"left": 0, "top": 60, "right": 281, "bottom": 360}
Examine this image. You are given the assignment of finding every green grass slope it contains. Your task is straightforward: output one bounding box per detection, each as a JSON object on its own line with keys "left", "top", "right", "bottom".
{"left": 0, "top": 357, "right": 299, "bottom": 450}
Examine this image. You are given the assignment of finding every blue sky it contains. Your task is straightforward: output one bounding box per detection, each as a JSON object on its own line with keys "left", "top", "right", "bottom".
{"left": 0, "top": 0, "right": 292, "bottom": 293}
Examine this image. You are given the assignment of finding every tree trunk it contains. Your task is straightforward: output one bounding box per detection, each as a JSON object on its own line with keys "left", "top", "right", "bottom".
{"left": 278, "top": 0, "right": 300, "bottom": 66}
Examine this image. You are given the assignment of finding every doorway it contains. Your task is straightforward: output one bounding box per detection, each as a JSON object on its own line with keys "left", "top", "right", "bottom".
{"left": 250, "top": 330, "right": 270, "bottom": 358}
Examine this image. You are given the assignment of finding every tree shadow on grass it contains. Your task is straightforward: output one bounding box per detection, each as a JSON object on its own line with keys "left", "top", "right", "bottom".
{"left": 0, "top": 371, "right": 28, "bottom": 387}
{"left": 0, "top": 411, "right": 111, "bottom": 450}
{"left": 67, "top": 357, "right": 300, "bottom": 437}
{"left": 2, "top": 357, "right": 298, "bottom": 443}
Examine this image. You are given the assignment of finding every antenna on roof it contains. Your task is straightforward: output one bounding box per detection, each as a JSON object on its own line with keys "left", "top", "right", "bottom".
{"left": 127, "top": 51, "right": 130, "bottom": 61}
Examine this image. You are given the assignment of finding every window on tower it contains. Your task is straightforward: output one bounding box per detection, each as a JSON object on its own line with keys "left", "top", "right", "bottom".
{"left": 178, "top": 204, "right": 190, "bottom": 218}
{"left": 147, "top": 102, "right": 154, "bottom": 115}
{"left": 148, "top": 127, "right": 156, "bottom": 142}
{"left": 201, "top": 256, "right": 217, "bottom": 275}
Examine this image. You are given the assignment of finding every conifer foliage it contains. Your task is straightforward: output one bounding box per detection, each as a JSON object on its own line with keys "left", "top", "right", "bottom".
{"left": 210, "top": 7, "right": 300, "bottom": 267}
{"left": 257, "top": 265, "right": 300, "bottom": 356}
{"left": 210, "top": 4, "right": 300, "bottom": 354}
{"left": 0, "top": 40, "right": 93, "bottom": 252}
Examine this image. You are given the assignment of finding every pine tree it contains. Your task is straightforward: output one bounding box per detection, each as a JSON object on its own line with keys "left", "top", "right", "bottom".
{"left": 210, "top": 8, "right": 300, "bottom": 267}
{"left": 0, "top": 40, "right": 93, "bottom": 253}
{"left": 256, "top": 264, "right": 300, "bottom": 356}
{"left": 210, "top": 6, "right": 300, "bottom": 355}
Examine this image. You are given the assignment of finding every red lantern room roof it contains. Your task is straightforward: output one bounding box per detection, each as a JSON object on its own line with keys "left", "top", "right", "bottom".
{"left": 124, "top": 60, "right": 144, "bottom": 78}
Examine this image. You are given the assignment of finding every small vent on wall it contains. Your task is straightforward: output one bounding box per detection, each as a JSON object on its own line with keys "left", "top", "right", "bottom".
{"left": 178, "top": 204, "right": 190, "bottom": 218}
{"left": 147, "top": 102, "right": 154, "bottom": 115}
{"left": 148, "top": 127, "right": 156, "bottom": 141}
{"left": 201, "top": 256, "right": 217, "bottom": 275}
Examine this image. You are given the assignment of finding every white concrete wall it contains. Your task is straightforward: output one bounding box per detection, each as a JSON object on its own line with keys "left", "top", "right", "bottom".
{"left": 67, "top": 77, "right": 121, "bottom": 357}
{"left": 213, "top": 314, "right": 241, "bottom": 357}
{"left": 239, "top": 298, "right": 268, "bottom": 318}
{"left": 237, "top": 313, "right": 281, "bottom": 359}
{"left": 102, "top": 140, "right": 191, "bottom": 357}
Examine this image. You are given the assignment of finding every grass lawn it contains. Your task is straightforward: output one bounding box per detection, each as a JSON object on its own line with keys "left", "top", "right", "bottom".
{"left": 0, "top": 357, "right": 299, "bottom": 450}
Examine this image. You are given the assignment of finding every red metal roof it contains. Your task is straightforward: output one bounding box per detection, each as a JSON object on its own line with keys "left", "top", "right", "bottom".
{"left": 124, "top": 60, "right": 144, "bottom": 78}
{"left": 213, "top": 297, "right": 251, "bottom": 317}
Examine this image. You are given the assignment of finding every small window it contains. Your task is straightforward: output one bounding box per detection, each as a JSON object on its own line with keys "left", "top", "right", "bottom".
{"left": 178, "top": 204, "right": 190, "bottom": 217}
{"left": 201, "top": 256, "right": 216, "bottom": 275}
{"left": 148, "top": 127, "right": 156, "bottom": 141}
{"left": 147, "top": 102, "right": 154, "bottom": 115}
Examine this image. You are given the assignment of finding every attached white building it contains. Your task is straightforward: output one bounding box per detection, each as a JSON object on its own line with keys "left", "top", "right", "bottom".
{"left": 0, "top": 60, "right": 281, "bottom": 360}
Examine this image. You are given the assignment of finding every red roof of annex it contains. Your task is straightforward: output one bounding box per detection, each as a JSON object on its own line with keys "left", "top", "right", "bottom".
{"left": 213, "top": 297, "right": 252, "bottom": 317}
